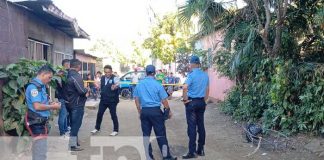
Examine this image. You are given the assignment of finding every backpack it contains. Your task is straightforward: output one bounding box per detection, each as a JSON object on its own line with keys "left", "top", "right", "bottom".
{"left": 245, "top": 123, "right": 263, "bottom": 142}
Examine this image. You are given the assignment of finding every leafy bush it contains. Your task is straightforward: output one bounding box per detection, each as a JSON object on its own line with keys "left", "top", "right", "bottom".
{"left": 264, "top": 62, "right": 324, "bottom": 134}
{"left": 0, "top": 59, "right": 63, "bottom": 136}
{"left": 219, "top": 58, "right": 323, "bottom": 135}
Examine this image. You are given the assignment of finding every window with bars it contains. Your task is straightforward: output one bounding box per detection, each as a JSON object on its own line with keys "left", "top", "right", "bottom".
{"left": 27, "top": 39, "right": 51, "bottom": 62}
{"left": 52, "top": 51, "right": 73, "bottom": 66}
{"left": 80, "top": 62, "right": 96, "bottom": 79}
{"left": 82, "top": 62, "right": 88, "bottom": 79}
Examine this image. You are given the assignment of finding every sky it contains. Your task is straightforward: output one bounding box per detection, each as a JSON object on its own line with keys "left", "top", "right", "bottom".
{"left": 52, "top": 0, "right": 246, "bottom": 55}
{"left": 53, "top": 0, "right": 185, "bottom": 54}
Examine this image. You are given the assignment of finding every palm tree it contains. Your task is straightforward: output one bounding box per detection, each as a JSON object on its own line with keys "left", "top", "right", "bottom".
{"left": 178, "top": 0, "right": 227, "bottom": 38}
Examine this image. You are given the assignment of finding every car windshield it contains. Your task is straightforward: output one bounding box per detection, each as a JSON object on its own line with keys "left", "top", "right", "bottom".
{"left": 122, "top": 71, "right": 146, "bottom": 80}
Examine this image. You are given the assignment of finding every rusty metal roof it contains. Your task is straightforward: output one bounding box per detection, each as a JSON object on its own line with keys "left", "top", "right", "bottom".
{"left": 10, "top": 0, "right": 90, "bottom": 39}
{"left": 74, "top": 49, "right": 98, "bottom": 59}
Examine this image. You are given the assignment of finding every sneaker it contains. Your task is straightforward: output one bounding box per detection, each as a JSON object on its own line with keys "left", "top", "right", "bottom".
{"left": 91, "top": 129, "right": 100, "bottom": 134}
{"left": 64, "top": 132, "right": 70, "bottom": 137}
{"left": 109, "top": 131, "right": 118, "bottom": 136}
{"left": 59, "top": 135, "right": 67, "bottom": 140}
{"left": 70, "top": 146, "right": 83, "bottom": 152}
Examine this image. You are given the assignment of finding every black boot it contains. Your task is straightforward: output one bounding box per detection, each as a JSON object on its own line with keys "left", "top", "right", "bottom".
{"left": 163, "top": 156, "right": 177, "bottom": 160}
{"left": 197, "top": 149, "right": 205, "bottom": 156}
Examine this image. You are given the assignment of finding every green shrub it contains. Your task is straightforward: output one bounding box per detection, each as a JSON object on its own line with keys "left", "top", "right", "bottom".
{"left": 0, "top": 59, "right": 63, "bottom": 136}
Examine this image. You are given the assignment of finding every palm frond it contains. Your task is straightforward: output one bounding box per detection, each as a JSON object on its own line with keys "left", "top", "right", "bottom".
{"left": 178, "top": 0, "right": 227, "bottom": 36}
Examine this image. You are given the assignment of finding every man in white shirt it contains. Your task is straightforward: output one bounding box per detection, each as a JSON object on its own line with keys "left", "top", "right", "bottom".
{"left": 130, "top": 69, "right": 140, "bottom": 100}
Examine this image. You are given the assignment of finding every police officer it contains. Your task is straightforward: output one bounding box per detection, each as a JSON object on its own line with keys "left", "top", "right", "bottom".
{"left": 134, "top": 65, "right": 177, "bottom": 160}
{"left": 91, "top": 65, "right": 120, "bottom": 136}
{"left": 182, "top": 56, "right": 209, "bottom": 159}
{"left": 25, "top": 65, "right": 61, "bottom": 160}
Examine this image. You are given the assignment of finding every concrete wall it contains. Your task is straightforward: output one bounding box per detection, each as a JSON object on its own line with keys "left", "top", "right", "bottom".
{"left": 198, "top": 31, "right": 235, "bottom": 101}
{"left": 0, "top": 0, "right": 28, "bottom": 64}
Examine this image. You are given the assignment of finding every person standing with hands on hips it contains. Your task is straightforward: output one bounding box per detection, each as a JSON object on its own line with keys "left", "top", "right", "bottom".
{"left": 182, "top": 55, "right": 209, "bottom": 159}
{"left": 134, "top": 65, "right": 177, "bottom": 160}
{"left": 91, "top": 65, "right": 120, "bottom": 136}
{"left": 25, "top": 65, "right": 61, "bottom": 160}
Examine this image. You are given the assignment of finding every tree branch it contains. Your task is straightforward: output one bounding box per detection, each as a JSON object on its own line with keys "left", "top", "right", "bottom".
{"left": 282, "top": 0, "right": 288, "bottom": 19}
{"left": 250, "top": 0, "right": 262, "bottom": 31}
{"left": 262, "top": 0, "right": 272, "bottom": 55}
{"left": 272, "top": 0, "right": 289, "bottom": 56}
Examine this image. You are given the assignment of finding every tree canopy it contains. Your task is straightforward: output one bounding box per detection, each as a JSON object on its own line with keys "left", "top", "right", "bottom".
{"left": 143, "top": 13, "right": 192, "bottom": 65}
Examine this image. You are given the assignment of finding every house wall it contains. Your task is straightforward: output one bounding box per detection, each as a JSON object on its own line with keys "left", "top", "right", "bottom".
{"left": 0, "top": 0, "right": 73, "bottom": 65}
{"left": 0, "top": 0, "right": 74, "bottom": 135}
{"left": 198, "top": 31, "right": 235, "bottom": 101}
{"left": 0, "top": 0, "right": 27, "bottom": 64}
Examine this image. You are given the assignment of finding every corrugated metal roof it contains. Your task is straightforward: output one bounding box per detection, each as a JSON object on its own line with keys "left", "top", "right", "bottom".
{"left": 74, "top": 49, "right": 98, "bottom": 59}
{"left": 10, "top": 0, "right": 90, "bottom": 39}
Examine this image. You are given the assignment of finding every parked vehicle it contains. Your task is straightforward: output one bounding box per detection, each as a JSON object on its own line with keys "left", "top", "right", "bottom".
{"left": 119, "top": 71, "right": 145, "bottom": 99}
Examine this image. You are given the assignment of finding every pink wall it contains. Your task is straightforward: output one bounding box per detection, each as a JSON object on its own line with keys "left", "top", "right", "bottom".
{"left": 199, "top": 31, "right": 235, "bottom": 101}
{"left": 208, "top": 69, "right": 235, "bottom": 101}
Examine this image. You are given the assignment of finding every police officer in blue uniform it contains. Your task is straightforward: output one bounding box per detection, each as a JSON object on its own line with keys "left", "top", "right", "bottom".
{"left": 25, "top": 65, "right": 61, "bottom": 160}
{"left": 134, "top": 65, "right": 177, "bottom": 160}
{"left": 182, "top": 56, "right": 209, "bottom": 159}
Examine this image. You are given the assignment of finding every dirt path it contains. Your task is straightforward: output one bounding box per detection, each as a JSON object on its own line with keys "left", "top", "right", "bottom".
{"left": 45, "top": 92, "right": 320, "bottom": 160}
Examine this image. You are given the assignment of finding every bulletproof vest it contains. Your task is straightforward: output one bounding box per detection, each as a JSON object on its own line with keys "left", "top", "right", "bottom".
{"left": 101, "top": 75, "right": 119, "bottom": 103}
{"left": 24, "top": 80, "right": 47, "bottom": 104}
{"left": 28, "top": 80, "right": 42, "bottom": 92}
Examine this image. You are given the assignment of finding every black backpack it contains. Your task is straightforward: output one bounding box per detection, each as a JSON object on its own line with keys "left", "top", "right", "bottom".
{"left": 245, "top": 123, "right": 263, "bottom": 142}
